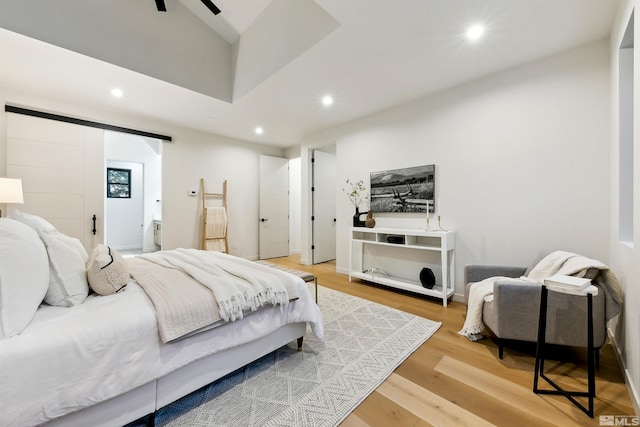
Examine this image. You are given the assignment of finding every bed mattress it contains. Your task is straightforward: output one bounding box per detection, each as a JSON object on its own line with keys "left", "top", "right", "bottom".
{"left": 0, "top": 277, "right": 322, "bottom": 426}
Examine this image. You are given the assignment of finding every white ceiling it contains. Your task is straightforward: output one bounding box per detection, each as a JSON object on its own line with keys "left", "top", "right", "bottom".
{"left": 0, "top": 0, "right": 620, "bottom": 148}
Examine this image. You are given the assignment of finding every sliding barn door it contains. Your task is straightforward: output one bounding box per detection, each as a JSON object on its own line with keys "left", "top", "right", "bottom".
{"left": 6, "top": 113, "right": 104, "bottom": 251}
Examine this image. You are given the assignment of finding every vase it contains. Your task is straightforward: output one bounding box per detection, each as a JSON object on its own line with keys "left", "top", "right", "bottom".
{"left": 353, "top": 207, "right": 366, "bottom": 227}
{"left": 365, "top": 211, "right": 376, "bottom": 228}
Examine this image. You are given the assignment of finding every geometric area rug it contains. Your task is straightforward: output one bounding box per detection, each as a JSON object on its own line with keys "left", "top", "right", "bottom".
{"left": 128, "top": 285, "right": 441, "bottom": 427}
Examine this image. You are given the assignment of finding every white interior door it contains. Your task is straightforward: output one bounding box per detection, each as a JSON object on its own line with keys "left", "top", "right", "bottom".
{"left": 6, "top": 113, "right": 104, "bottom": 251}
{"left": 312, "top": 149, "right": 336, "bottom": 264}
{"left": 259, "top": 155, "right": 289, "bottom": 259}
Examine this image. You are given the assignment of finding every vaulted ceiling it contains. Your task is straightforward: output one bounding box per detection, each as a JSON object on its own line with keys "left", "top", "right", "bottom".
{"left": 0, "top": 0, "right": 620, "bottom": 147}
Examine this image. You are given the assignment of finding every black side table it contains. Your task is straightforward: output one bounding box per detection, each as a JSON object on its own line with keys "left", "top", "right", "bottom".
{"left": 533, "top": 283, "right": 598, "bottom": 418}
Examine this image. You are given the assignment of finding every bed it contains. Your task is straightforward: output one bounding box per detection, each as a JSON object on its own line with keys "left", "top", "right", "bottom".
{"left": 0, "top": 213, "right": 323, "bottom": 427}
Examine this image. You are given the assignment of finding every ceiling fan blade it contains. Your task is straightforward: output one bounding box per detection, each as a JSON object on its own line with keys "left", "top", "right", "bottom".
{"left": 200, "top": 0, "right": 221, "bottom": 15}
{"left": 155, "top": 0, "right": 167, "bottom": 12}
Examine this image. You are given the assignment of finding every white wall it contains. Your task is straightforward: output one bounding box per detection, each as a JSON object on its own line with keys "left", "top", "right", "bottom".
{"left": 302, "top": 40, "right": 611, "bottom": 292}
{"left": 161, "top": 130, "right": 282, "bottom": 259}
{"left": 610, "top": 0, "right": 640, "bottom": 414}
{"left": 0, "top": 89, "right": 283, "bottom": 259}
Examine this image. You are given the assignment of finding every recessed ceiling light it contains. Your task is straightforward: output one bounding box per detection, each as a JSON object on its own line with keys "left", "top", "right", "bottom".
{"left": 111, "top": 88, "right": 124, "bottom": 98}
{"left": 255, "top": 127, "right": 264, "bottom": 135}
{"left": 466, "top": 24, "right": 485, "bottom": 41}
{"left": 322, "top": 95, "right": 334, "bottom": 107}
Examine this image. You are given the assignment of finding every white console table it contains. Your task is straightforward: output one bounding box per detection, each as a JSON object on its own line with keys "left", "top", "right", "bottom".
{"left": 349, "top": 227, "right": 455, "bottom": 307}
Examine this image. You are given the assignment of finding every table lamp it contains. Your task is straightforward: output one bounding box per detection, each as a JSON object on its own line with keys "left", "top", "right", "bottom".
{"left": 0, "top": 177, "right": 24, "bottom": 218}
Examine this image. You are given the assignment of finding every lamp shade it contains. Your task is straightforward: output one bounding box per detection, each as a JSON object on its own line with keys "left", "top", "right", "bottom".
{"left": 0, "top": 178, "right": 24, "bottom": 204}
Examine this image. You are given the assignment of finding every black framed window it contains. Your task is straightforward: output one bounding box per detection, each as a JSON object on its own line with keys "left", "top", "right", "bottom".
{"left": 107, "top": 168, "right": 131, "bottom": 198}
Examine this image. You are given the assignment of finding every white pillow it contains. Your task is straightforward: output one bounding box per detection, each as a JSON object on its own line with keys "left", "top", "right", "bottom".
{"left": 10, "top": 210, "right": 89, "bottom": 306}
{"left": 9, "top": 209, "right": 56, "bottom": 234}
{"left": 0, "top": 218, "right": 49, "bottom": 339}
{"left": 87, "top": 244, "right": 130, "bottom": 296}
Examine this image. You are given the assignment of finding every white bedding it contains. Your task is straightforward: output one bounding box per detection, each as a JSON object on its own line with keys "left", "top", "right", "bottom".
{"left": 0, "top": 275, "right": 323, "bottom": 426}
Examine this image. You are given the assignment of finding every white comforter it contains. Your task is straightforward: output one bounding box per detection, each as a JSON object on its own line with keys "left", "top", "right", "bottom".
{"left": 0, "top": 276, "right": 323, "bottom": 426}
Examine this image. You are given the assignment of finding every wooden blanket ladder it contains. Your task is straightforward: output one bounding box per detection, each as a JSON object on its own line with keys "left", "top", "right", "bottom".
{"left": 200, "top": 178, "right": 229, "bottom": 253}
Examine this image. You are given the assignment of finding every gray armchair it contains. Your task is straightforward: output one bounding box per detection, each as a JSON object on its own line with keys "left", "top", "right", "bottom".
{"left": 464, "top": 265, "right": 607, "bottom": 362}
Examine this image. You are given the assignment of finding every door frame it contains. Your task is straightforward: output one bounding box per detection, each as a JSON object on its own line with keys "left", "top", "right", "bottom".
{"left": 300, "top": 143, "right": 337, "bottom": 265}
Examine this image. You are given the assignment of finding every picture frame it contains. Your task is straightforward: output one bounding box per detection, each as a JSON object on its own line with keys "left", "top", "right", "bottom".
{"left": 370, "top": 164, "right": 435, "bottom": 213}
{"left": 107, "top": 168, "right": 131, "bottom": 198}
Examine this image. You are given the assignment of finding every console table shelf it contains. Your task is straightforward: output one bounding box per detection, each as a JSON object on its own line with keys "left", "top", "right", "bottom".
{"left": 349, "top": 227, "right": 455, "bottom": 307}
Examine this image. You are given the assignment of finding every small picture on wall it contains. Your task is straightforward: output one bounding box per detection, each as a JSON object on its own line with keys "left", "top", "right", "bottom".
{"left": 370, "top": 164, "right": 435, "bottom": 213}
{"left": 107, "top": 168, "right": 131, "bottom": 198}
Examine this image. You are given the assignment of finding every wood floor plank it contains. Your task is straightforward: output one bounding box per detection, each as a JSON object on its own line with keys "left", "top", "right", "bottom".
{"left": 378, "top": 373, "right": 497, "bottom": 427}
{"left": 340, "top": 412, "right": 370, "bottom": 427}
{"left": 349, "top": 389, "right": 421, "bottom": 427}
{"left": 434, "top": 355, "right": 591, "bottom": 426}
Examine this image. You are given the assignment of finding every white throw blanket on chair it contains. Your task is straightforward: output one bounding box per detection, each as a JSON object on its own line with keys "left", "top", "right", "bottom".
{"left": 459, "top": 276, "right": 536, "bottom": 338}
{"left": 459, "top": 251, "right": 623, "bottom": 340}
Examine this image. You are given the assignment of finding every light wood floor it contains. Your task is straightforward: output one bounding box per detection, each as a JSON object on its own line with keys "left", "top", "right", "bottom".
{"left": 268, "top": 255, "right": 636, "bottom": 427}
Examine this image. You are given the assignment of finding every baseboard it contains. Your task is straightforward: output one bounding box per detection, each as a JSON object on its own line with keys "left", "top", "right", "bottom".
{"left": 452, "top": 293, "right": 465, "bottom": 303}
{"left": 610, "top": 329, "right": 640, "bottom": 416}
{"left": 112, "top": 244, "right": 142, "bottom": 251}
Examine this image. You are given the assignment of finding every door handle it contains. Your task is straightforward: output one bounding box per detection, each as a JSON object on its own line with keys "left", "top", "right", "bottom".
{"left": 92, "top": 215, "right": 97, "bottom": 235}
{"left": 261, "top": 218, "right": 269, "bottom": 222}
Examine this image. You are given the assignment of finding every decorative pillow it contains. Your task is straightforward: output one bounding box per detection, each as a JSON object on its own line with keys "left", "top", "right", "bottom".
{"left": 0, "top": 218, "right": 49, "bottom": 339}
{"left": 10, "top": 210, "right": 89, "bottom": 306}
{"left": 87, "top": 244, "right": 130, "bottom": 295}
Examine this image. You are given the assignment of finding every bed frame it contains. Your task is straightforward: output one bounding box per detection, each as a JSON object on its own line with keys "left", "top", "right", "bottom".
{"left": 46, "top": 322, "right": 306, "bottom": 427}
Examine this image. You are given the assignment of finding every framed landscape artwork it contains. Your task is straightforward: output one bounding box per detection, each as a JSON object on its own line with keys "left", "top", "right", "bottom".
{"left": 370, "top": 164, "right": 435, "bottom": 213}
{"left": 106, "top": 168, "right": 131, "bottom": 198}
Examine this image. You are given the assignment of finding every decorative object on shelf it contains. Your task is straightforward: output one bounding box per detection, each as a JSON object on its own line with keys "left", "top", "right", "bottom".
{"left": 370, "top": 164, "right": 435, "bottom": 213}
{"left": 425, "top": 216, "right": 431, "bottom": 231}
{"left": 365, "top": 210, "right": 376, "bottom": 228}
{"left": 352, "top": 209, "right": 365, "bottom": 227}
{"left": 419, "top": 267, "right": 436, "bottom": 289}
{"left": 436, "top": 215, "right": 448, "bottom": 231}
{"left": 363, "top": 267, "right": 388, "bottom": 279}
{"left": 386, "top": 235, "right": 405, "bottom": 244}
{"left": 343, "top": 178, "right": 369, "bottom": 227}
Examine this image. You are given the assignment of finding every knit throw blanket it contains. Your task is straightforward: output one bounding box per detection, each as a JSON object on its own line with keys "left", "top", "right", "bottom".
{"left": 459, "top": 251, "right": 623, "bottom": 339}
{"left": 132, "top": 249, "right": 298, "bottom": 342}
